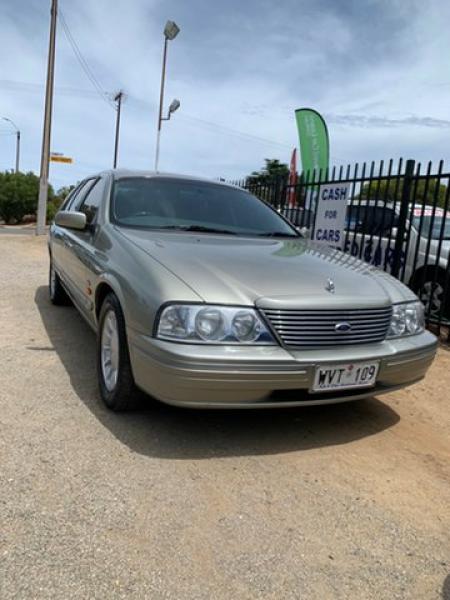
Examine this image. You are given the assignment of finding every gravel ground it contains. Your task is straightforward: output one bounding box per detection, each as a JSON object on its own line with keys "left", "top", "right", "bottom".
{"left": 1, "top": 234, "right": 449, "bottom": 600}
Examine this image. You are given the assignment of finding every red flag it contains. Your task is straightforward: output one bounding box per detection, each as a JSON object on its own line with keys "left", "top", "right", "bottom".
{"left": 288, "top": 148, "right": 297, "bottom": 207}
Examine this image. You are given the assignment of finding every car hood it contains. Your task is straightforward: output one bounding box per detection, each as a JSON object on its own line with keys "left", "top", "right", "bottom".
{"left": 119, "top": 229, "right": 416, "bottom": 307}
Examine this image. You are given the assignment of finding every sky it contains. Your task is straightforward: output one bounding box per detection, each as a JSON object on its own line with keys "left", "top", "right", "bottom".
{"left": 0, "top": 0, "right": 450, "bottom": 190}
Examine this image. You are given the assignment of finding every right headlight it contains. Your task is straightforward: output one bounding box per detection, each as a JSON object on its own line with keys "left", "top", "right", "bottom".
{"left": 387, "top": 301, "right": 425, "bottom": 338}
{"left": 155, "top": 304, "right": 276, "bottom": 345}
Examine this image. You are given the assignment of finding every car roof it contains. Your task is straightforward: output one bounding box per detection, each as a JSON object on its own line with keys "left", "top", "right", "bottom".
{"left": 94, "top": 169, "right": 242, "bottom": 191}
{"left": 348, "top": 199, "right": 445, "bottom": 213}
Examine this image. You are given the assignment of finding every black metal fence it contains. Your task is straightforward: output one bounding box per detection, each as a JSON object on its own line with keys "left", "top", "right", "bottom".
{"left": 234, "top": 158, "right": 450, "bottom": 340}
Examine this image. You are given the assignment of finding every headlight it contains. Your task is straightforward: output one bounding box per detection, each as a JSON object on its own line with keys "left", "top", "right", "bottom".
{"left": 387, "top": 301, "right": 425, "bottom": 338}
{"left": 156, "top": 304, "right": 275, "bottom": 344}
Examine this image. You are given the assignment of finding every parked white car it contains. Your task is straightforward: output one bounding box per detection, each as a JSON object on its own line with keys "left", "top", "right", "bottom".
{"left": 285, "top": 201, "right": 450, "bottom": 319}
{"left": 343, "top": 202, "right": 450, "bottom": 318}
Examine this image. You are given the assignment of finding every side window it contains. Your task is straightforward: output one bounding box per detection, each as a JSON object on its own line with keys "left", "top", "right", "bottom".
{"left": 346, "top": 206, "right": 366, "bottom": 232}
{"left": 64, "top": 180, "right": 92, "bottom": 211}
{"left": 71, "top": 178, "right": 98, "bottom": 212}
{"left": 347, "top": 206, "right": 399, "bottom": 237}
{"left": 78, "top": 178, "right": 105, "bottom": 225}
{"left": 60, "top": 185, "right": 80, "bottom": 211}
{"left": 360, "top": 207, "right": 379, "bottom": 235}
{"left": 66, "top": 181, "right": 87, "bottom": 210}
{"left": 375, "top": 207, "right": 398, "bottom": 237}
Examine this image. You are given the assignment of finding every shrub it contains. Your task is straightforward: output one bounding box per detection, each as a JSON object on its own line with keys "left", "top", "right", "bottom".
{"left": 0, "top": 171, "right": 55, "bottom": 224}
{"left": 47, "top": 198, "right": 63, "bottom": 222}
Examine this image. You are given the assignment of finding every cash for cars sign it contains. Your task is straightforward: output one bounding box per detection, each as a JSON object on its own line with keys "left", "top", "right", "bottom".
{"left": 312, "top": 183, "right": 351, "bottom": 248}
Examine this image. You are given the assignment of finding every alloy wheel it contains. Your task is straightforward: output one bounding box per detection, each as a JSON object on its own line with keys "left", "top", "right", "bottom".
{"left": 101, "top": 310, "right": 120, "bottom": 392}
{"left": 420, "top": 280, "right": 444, "bottom": 317}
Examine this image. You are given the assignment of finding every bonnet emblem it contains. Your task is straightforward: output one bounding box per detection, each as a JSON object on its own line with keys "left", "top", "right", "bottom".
{"left": 325, "top": 278, "right": 335, "bottom": 294}
{"left": 335, "top": 322, "right": 352, "bottom": 332}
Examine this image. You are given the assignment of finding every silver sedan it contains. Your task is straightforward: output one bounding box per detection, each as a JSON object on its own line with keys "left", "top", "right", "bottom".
{"left": 48, "top": 170, "right": 437, "bottom": 410}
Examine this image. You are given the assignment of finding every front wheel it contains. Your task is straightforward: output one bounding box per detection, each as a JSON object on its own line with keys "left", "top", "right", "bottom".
{"left": 97, "top": 293, "right": 140, "bottom": 411}
{"left": 413, "top": 270, "right": 450, "bottom": 321}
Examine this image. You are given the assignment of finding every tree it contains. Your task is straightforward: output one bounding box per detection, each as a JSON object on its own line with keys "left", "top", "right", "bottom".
{"left": 246, "top": 159, "right": 290, "bottom": 185}
{"left": 0, "top": 171, "right": 55, "bottom": 224}
{"left": 55, "top": 185, "right": 75, "bottom": 203}
{"left": 359, "top": 177, "right": 448, "bottom": 208}
{"left": 245, "top": 159, "right": 291, "bottom": 206}
{"left": 45, "top": 184, "right": 75, "bottom": 222}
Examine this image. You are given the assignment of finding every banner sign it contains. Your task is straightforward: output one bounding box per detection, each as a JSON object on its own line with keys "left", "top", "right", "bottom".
{"left": 295, "top": 108, "right": 329, "bottom": 180}
{"left": 287, "top": 148, "right": 297, "bottom": 207}
{"left": 312, "top": 182, "right": 351, "bottom": 247}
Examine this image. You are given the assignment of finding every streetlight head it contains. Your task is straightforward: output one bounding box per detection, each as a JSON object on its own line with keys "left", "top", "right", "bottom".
{"left": 168, "top": 99, "right": 181, "bottom": 114}
{"left": 1, "top": 116, "right": 19, "bottom": 132}
{"left": 164, "top": 20, "right": 180, "bottom": 40}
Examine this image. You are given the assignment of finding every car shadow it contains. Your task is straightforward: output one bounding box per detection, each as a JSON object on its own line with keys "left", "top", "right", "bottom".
{"left": 443, "top": 574, "right": 450, "bottom": 600}
{"left": 35, "top": 285, "right": 400, "bottom": 460}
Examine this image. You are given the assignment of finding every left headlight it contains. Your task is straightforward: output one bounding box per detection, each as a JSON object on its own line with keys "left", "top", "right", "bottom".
{"left": 156, "top": 304, "right": 276, "bottom": 344}
{"left": 387, "top": 301, "right": 425, "bottom": 338}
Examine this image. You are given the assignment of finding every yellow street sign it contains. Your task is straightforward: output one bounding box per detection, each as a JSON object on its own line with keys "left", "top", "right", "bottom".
{"left": 50, "top": 154, "right": 73, "bottom": 164}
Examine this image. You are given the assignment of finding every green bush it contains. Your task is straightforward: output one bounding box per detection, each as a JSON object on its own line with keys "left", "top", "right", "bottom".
{"left": 0, "top": 171, "right": 55, "bottom": 224}
{"left": 47, "top": 199, "right": 62, "bottom": 222}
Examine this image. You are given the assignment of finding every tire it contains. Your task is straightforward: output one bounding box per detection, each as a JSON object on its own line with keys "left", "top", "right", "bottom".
{"left": 413, "top": 269, "right": 450, "bottom": 321}
{"left": 49, "top": 258, "right": 71, "bottom": 306}
{"left": 97, "top": 292, "right": 140, "bottom": 411}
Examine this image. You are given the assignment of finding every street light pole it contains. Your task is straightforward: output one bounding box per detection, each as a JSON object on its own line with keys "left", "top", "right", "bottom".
{"left": 113, "top": 91, "right": 123, "bottom": 169}
{"left": 154, "top": 37, "right": 168, "bottom": 172}
{"left": 36, "top": 0, "right": 58, "bottom": 235}
{"left": 15, "top": 130, "right": 20, "bottom": 174}
{"left": 154, "top": 20, "right": 180, "bottom": 172}
{"left": 1, "top": 117, "right": 20, "bottom": 173}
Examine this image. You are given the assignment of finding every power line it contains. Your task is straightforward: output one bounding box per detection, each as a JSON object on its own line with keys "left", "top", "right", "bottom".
{"left": 0, "top": 77, "right": 350, "bottom": 162}
{"left": 126, "top": 95, "right": 293, "bottom": 150}
{"left": 0, "top": 80, "right": 291, "bottom": 150}
{"left": 0, "top": 79, "right": 108, "bottom": 99}
{"left": 58, "top": 10, "right": 115, "bottom": 109}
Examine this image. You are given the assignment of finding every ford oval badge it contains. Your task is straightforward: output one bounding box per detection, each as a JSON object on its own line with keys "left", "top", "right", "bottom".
{"left": 335, "top": 322, "right": 352, "bottom": 333}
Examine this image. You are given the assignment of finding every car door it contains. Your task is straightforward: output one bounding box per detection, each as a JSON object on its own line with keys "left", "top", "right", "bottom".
{"left": 56, "top": 178, "right": 99, "bottom": 309}
{"left": 62, "top": 176, "right": 107, "bottom": 325}
{"left": 345, "top": 205, "right": 399, "bottom": 272}
{"left": 52, "top": 179, "right": 97, "bottom": 286}
{"left": 51, "top": 181, "right": 90, "bottom": 277}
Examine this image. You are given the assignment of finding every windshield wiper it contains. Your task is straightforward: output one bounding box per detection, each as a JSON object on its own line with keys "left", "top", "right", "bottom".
{"left": 158, "top": 225, "right": 237, "bottom": 235}
{"left": 256, "top": 232, "right": 298, "bottom": 238}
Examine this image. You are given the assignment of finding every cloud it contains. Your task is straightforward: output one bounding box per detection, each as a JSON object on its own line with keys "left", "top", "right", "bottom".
{"left": 325, "top": 114, "right": 450, "bottom": 129}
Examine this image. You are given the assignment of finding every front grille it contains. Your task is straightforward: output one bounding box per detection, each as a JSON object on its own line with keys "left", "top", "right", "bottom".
{"left": 261, "top": 306, "right": 392, "bottom": 348}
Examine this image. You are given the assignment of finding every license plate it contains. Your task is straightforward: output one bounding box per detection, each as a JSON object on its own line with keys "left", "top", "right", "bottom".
{"left": 311, "top": 361, "right": 379, "bottom": 392}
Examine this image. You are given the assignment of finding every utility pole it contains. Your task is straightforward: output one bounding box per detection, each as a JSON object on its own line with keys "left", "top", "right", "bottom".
{"left": 113, "top": 91, "right": 123, "bottom": 169}
{"left": 15, "top": 130, "right": 20, "bottom": 173}
{"left": 36, "top": 0, "right": 58, "bottom": 235}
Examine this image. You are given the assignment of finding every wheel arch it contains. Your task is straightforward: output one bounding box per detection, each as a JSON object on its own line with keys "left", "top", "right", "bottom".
{"left": 94, "top": 276, "right": 127, "bottom": 325}
{"left": 409, "top": 264, "right": 446, "bottom": 289}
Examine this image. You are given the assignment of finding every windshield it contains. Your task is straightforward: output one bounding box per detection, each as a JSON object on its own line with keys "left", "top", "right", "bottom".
{"left": 413, "top": 215, "right": 450, "bottom": 240}
{"left": 111, "top": 177, "right": 298, "bottom": 237}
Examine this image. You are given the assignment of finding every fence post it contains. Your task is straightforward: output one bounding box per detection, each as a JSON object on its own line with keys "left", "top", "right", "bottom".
{"left": 391, "top": 159, "right": 415, "bottom": 279}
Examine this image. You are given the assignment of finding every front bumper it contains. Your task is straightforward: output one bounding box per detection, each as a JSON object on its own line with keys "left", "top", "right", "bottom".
{"left": 128, "top": 330, "right": 438, "bottom": 408}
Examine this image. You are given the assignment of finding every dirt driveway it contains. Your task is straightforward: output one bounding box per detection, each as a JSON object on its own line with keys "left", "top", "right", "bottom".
{"left": 1, "top": 233, "right": 449, "bottom": 600}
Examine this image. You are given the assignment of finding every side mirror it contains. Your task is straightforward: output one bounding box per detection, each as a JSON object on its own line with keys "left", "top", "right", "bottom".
{"left": 298, "top": 226, "right": 310, "bottom": 238}
{"left": 389, "top": 227, "right": 407, "bottom": 241}
{"left": 54, "top": 210, "right": 87, "bottom": 230}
